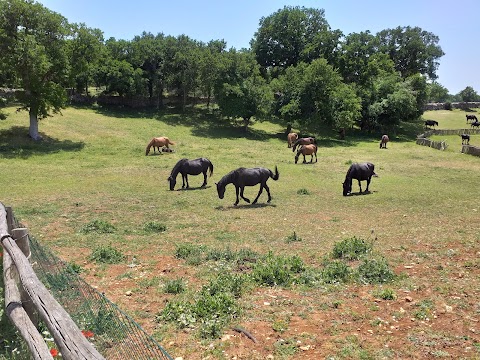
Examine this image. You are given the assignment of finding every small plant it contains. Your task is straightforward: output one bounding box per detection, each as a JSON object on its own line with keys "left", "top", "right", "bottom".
{"left": 375, "top": 287, "right": 397, "bottom": 300}
{"left": 206, "top": 247, "right": 235, "bottom": 261}
{"left": 201, "top": 273, "right": 247, "bottom": 298}
{"left": 252, "top": 252, "right": 306, "bottom": 287}
{"left": 174, "top": 243, "right": 206, "bottom": 260}
{"left": 332, "top": 236, "right": 371, "bottom": 260}
{"left": 414, "top": 299, "right": 434, "bottom": 320}
{"left": 357, "top": 256, "right": 395, "bottom": 284}
{"left": 80, "top": 219, "right": 116, "bottom": 234}
{"left": 297, "top": 188, "right": 310, "bottom": 195}
{"left": 321, "top": 260, "right": 352, "bottom": 284}
{"left": 274, "top": 338, "right": 298, "bottom": 357}
{"left": 272, "top": 317, "right": 290, "bottom": 333}
{"left": 89, "top": 245, "right": 125, "bottom": 264}
{"left": 285, "top": 231, "right": 302, "bottom": 243}
{"left": 65, "top": 262, "right": 83, "bottom": 274}
{"left": 143, "top": 221, "right": 167, "bottom": 233}
{"left": 163, "top": 278, "right": 186, "bottom": 294}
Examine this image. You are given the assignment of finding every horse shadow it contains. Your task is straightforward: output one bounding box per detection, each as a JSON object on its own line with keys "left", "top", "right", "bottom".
{"left": 346, "top": 190, "right": 376, "bottom": 196}
{"left": 215, "top": 203, "right": 277, "bottom": 210}
{"left": 176, "top": 185, "right": 212, "bottom": 191}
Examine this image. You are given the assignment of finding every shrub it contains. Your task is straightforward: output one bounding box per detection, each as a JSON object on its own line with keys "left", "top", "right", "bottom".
{"left": 444, "top": 102, "right": 452, "bottom": 110}
{"left": 89, "top": 245, "right": 125, "bottom": 264}
{"left": 80, "top": 219, "right": 115, "bottom": 234}
{"left": 143, "top": 221, "right": 167, "bottom": 233}
{"left": 174, "top": 243, "right": 205, "bottom": 260}
{"left": 375, "top": 287, "right": 397, "bottom": 300}
{"left": 321, "top": 260, "right": 352, "bottom": 284}
{"left": 201, "top": 273, "right": 248, "bottom": 298}
{"left": 285, "top": 231, "right": 302, "bottom": 243}
{"left": 357, "top": 256, "right": 395, "bottom": 284}
{"left": 332, "top": 236, "right": 371, "bottom": 261}
{"left": 297, "top": 188, "right": 310, "bottom": 195}
{"left": 163, "top": 278, "right": 186, "bottom": 294}
{"left": 252, "top": 252, "right": 305, "bottom": 286}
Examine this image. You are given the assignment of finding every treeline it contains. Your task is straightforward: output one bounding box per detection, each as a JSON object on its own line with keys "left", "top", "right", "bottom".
{"left": 0, "top": 1, "right": 475, "bottom": 139}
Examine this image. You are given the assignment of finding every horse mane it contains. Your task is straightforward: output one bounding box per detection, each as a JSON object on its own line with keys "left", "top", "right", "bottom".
{"left": 217, "top": 168, "right": 238, "bottom": 188}
{"left": 169, "top": 158, "right": 189, "bottom": 178}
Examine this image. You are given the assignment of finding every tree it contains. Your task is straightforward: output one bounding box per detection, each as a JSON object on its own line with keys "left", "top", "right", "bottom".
{"left": 0, "top": 0, "right": 70, "bottom": 140}
{"left": 67, "top": 23, "right": 104, "bottom": 95}
{"left": 426, "top": 82, "right": 450, "bottom": 102}
{"left": 251, "top": 6, "right": 336, "bottom": 73}
{"left": 271, "top": 59, "right": 361, "bottom": 130}
{"left": 198, "top": 40, "right": 227, "bottom": 108}
{"left": 458, "top": 86, "right": 479, "bottom": 102}
{"left": 376, "top": 26, "right": 444, "bottom": 80}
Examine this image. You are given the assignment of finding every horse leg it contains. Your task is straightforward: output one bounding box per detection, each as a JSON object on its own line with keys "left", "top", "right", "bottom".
{"left": 314, "top": 152, "right": 318, "bottom": 162}
{"left": 234, "top": 186, "right": 240, "bottom": 206}
{"left": 185, "top": 174, "right": 190, "bottom": 189}
{"left": 303, "top": 153, "right": 306, "bottom": 163}
{"left": 264, "top": 183, "right": 272, "bottom": 203}
{"left": 358, "top": 180, "right": 363, "bottom": 193}
{"left": 240, "top": 186, "right": 251, "bottom": 203}
{"left": 201, "top": 171, "right": 207, "bottom": 187}
{"left": 252, "top": 184, "right": 264, "bottom": 204}
{"left": 365, "top": 178, "right": 371, "bottom": 193}
{"left": 181, "top": 174, "right": 186, "bottom": 188}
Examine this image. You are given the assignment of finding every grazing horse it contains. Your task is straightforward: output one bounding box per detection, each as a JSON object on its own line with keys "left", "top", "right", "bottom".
{"left": 471, "top": 121, "right": 480, "bottom": 129}
{"left": 168, "top": 158, "right": 214, "bottom": 191}
{"left": 379, "top": 134, "right": 389, "bottom": 149}
{"left": 295, "top": 144, "right": 317, "bottom": 164}
{"left": 342, "top": 162, "right": 377, "bottom": 196}
{"left": 424, "top": 120, "right": 438, "bottom": 129}
{"left": 287, "top": 132, "right": 299, "bottom": 148}
{"left": 460, "top": 134, "right": 470, "bottom": 145}
{"left": 216, "top": 166, "right": 279, "bottom": 206}
{"left": 466, "top": 114, "right": 477, "bottom": 123}
{"left": 145, "top": 137, "right": 175, "bottom": 155}
{"left": 292, "top": 137, "right": 316, "bottom": 152}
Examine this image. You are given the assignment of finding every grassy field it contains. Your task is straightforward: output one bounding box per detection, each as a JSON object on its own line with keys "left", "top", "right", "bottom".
{"left": 1, "top": 106, "right": 480, "bottom": 359}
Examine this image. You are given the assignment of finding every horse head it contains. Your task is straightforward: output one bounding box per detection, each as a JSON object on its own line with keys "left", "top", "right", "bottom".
{"left": 167, "top": 176, "right": 176, "bottom": 191}
{"left": 216, "top": 182, "right": 225, "bottom": 199}
{"left": 342, "top": 179, "right": 352, "bottom": 196}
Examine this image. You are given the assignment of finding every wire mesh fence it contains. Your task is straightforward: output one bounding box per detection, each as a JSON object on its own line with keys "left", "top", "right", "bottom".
{"left": 11, "top": 214, "right": 173, "bottom": 360}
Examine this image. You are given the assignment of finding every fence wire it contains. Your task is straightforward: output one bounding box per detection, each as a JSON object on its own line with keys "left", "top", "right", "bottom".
{"left": 11, "top": 215, "right": 173, "bottom": 360}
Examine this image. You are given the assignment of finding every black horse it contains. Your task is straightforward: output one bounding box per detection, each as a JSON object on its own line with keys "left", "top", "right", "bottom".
{"left": 216, "top": 166, "right": 279, "bottom": 206}
{"left": 343, "top": 162, "right": 377, "bottom": 196}
{"left": 167, "top": 158, "right": 213, "bottom": 190}
{"left": 424, "top": 120, "right": 438, "bottom": 129}
{"left": 471, "top": 121, "right": 480, "bottom": 129}
{"left": 466, "top": 114, "right": 477, "bottom": 123}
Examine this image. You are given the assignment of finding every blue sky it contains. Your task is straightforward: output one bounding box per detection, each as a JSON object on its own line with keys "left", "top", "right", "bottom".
{"left": 37, "top": 0, "right": 480, "bottom": 95}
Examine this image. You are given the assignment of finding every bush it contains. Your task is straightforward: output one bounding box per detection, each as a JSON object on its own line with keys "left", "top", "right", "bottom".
{"left": 163, "top": 278, "right": 186, "bottom": 294}
{"left": 332, "top": 236, "right": 371, "bottom": 260}
{"left": 321, "top": 260, "right": 352, "bottom": 284}
{"left": 357, "top": 256, "right": 395, "bottom": 284}
{"left": 444, "top": 102, "right": 452, "bottom": 110}
{"left": 80, "top": 219, "right": 116, "bottom": 234}
{"left": 252, "top": 252, "right": 305, "bottom": 286}
{"left": 90, "top": 245, "right": 125, "bottom": 264}
{"left": 143, "top": 221, "right": 167, "bottom": 233}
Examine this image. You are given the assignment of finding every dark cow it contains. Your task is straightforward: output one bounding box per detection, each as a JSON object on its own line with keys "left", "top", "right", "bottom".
{"left": 424, "top": 120, "right": 438, "bottom": 129}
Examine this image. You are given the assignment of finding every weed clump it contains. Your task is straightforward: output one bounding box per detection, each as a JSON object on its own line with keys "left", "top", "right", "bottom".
{"left": 357, "top": 256, "right": 395, "bottom": 284}
{"left": 332, "top": 236, "right": 371, "bottom": 260}
{"left": 143, "top": 221, "right": 167, "bottom": 233}
{"left": 90, "top": 245, "right": 125, "bottom": 264}
{"left": 80, "top": 219, "right": 116, "bottom": 234}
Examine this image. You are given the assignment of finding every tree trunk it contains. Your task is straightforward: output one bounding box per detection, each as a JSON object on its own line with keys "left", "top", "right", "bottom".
{"left": 243, "top": 117, "right": 250, "bottom": 133}
{"left": 29, "top": 109, "right": 41, "bottom": 141}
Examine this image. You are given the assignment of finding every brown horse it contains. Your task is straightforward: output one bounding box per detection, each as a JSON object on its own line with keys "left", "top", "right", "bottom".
{"left": 295, "top": 144, "right": 317, "bottom": 164}
{"left": 287, "top": 132, "right": 298, "bottom": 148}
{"left": 292, "top": 137, "right": 316, "bottom": 152}
{"left": 145, "top": 137, "right": 175, "bottom": 155}
{"left": 379, "top": 134, "right": 389, "bottom": 149}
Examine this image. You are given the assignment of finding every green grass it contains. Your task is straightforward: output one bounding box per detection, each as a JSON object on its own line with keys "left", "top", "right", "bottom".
{"left": 1, "top": 105, "right": 480, "bottom": 358}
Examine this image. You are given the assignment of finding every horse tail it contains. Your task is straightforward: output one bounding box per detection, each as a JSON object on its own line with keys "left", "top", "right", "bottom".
{"left": 208, "top": 161, "right": 214, "bottom": 177}
{"left": 145, "top": 138, "right": 154, "bottom": 156}
{"left": 167, "top": 138, "right": 175, "bottom": 146}
{"left": 271, "top": 166, "right": 279, "bottom": 181}
{"left": 372, "top": 171, "right": 378, "bottom": 178}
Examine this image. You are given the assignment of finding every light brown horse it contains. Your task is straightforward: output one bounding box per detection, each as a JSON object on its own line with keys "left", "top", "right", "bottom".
{"left": 379, "top": 134, "right": 389, "bottom": 149}
{"left": 287, "top": 132, "right": 298, "bottom": 148}
{"left": 145, "top": 137, "right": 175, "bottom": 155}
{"left": 292, "top": 137, "right": 316, "bottom": 152}
{"left": 295, "top": 144, "right": 317, "bottom": 164}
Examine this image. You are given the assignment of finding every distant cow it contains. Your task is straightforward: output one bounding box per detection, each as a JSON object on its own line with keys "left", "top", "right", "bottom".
{"left": 424, "top": 120, "right": 438, "bottom": 129}
{"left": 460, "top": 134, "right": 470, "bottom": 145}
{"left": 466, "top": 114, "right": 477, "bottom": 123}
{"left": 471, "top": 121, "right": 480, "bottom": 129}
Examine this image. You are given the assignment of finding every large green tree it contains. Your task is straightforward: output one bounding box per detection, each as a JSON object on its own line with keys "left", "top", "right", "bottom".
{"left": 426, "top": 82, "right": 450, "bottom": 102}
{"left": 251, "top": 6, "right": 337, "bottom": 74}
{"left": 458, "top": 86, "right": 479, "bottom": 102}
{"left": 0, "top": 0, "right": 70, "bottom": 140}
{"left": 376, "top": 26, "right": 444, "bottom": 80}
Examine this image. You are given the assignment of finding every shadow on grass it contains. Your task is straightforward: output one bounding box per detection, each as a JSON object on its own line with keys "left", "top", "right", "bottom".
{"left": 90, "top": 104, "right": 421, "bottom": 145}
{"left": 215, "top": 202, "right": 277, "bottom": 210}
{"left": 0, "top": 126, "right": 85, "bottom": 159}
